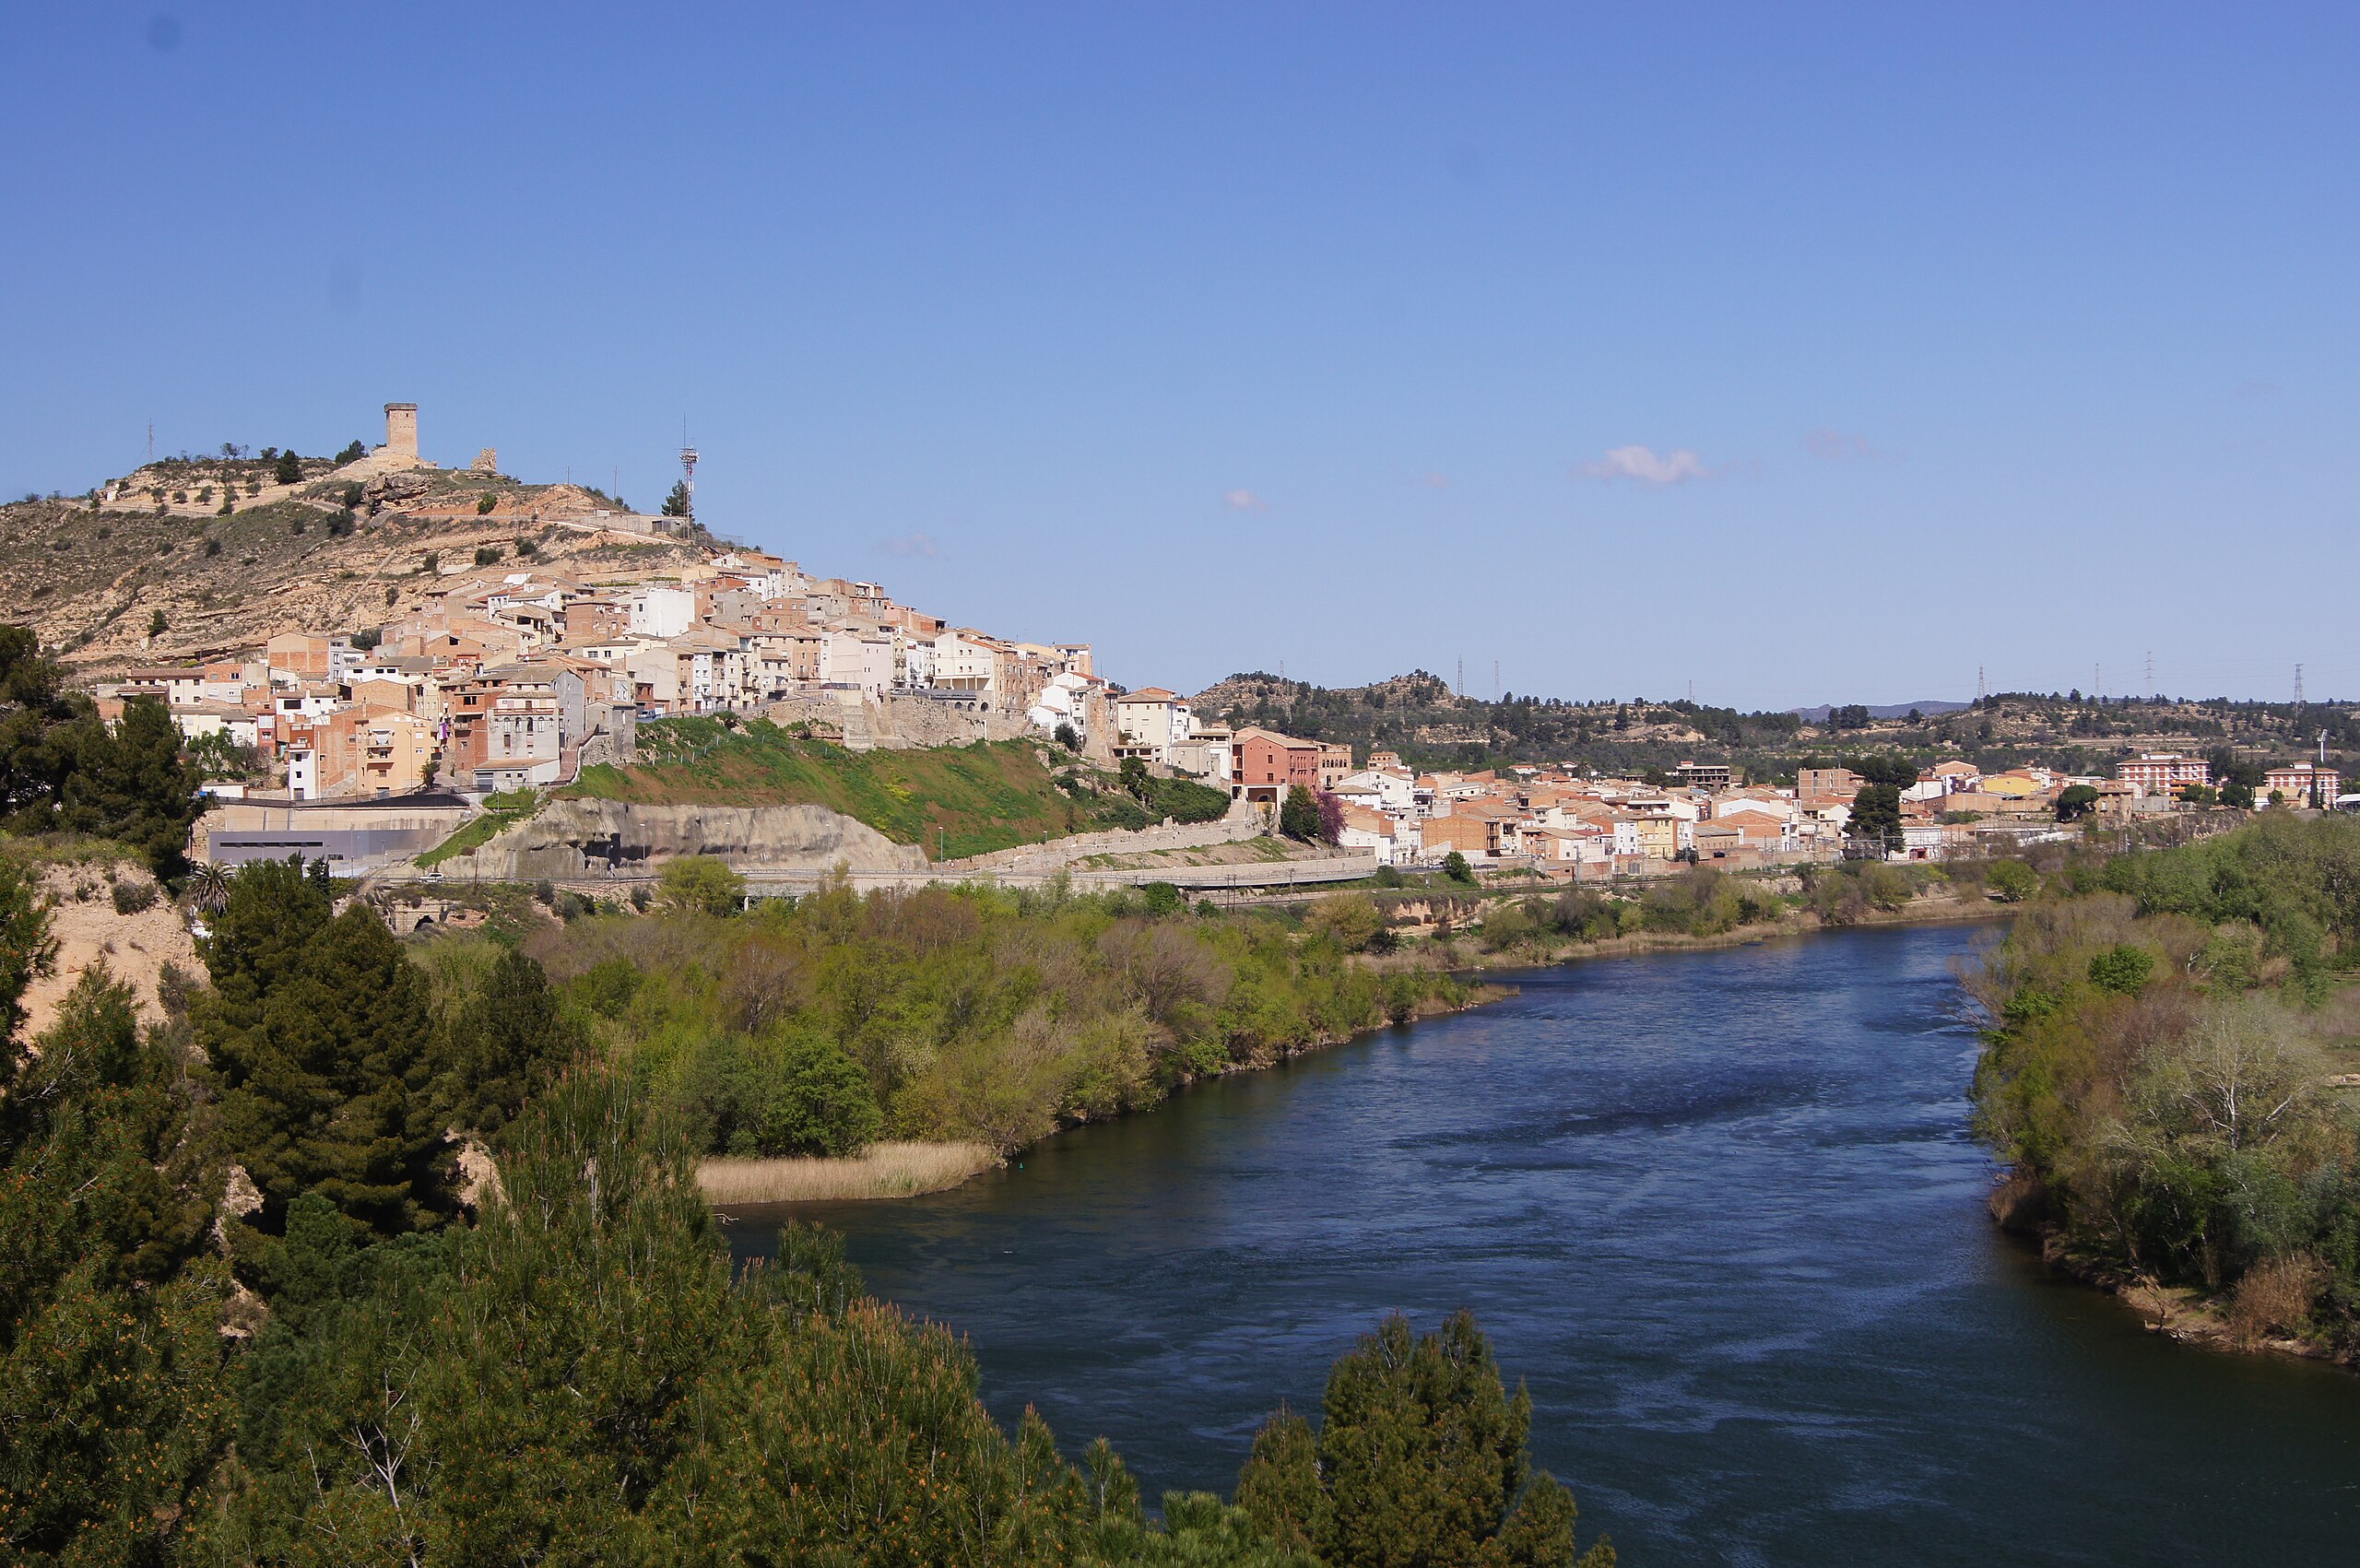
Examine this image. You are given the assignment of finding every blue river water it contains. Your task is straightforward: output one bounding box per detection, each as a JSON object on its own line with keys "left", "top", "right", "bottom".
{"left": 726, "top": 923, "right": 2360, "bottom": 1565}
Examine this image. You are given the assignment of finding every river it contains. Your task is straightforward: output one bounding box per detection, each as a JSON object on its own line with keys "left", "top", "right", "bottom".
{"left": 724, "top": 923, "right": 2360, "bottom": 1564}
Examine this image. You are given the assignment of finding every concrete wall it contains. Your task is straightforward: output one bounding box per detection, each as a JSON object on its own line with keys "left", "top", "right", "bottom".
{"left": 947, "top": 809, "right": 1267, "bottom": 873}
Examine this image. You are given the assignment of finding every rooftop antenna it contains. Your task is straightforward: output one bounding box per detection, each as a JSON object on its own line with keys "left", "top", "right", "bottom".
{"left": 678, "top": 418, "right": 699, "bottom": 522}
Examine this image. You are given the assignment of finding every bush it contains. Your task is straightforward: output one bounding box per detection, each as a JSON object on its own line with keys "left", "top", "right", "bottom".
{"left": 581, "top": 957, "right": 642, "bottom": 1018}
{"left": 1988, "top": 859, "right": 2037, "bottom": 902}
{"left": 1441, "top": 850, "right": 1473, "bottom": 885}
{"left": 2087, "top": 943, "right": 2154, "bottom": 996}
{"left": 474, "top": 545, "right": 502, "bottom": 566}
{"left": 658, "top": 855, "right": 746, "bottom": 916}
{"left": 1373, "top": 864, "right": 1403, "bottom": 889}
{"left": 110, "top": 878, "right": 158, "bottom": 915}
{"left": 1141, "top": 881, "right": 1183, "bottom": 916}
{"left": 1304, "top": 893, "right": 1384, "bottom": 952}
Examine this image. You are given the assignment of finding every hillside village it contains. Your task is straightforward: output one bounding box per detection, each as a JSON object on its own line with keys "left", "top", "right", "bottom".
{"left": 3, "top": 398, "right": 2352, "bottom": 885}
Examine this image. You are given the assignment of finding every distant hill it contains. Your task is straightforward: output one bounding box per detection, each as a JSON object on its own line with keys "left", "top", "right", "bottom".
{"left": 1790, "top": 701, "right": 1971, "bottom": 723}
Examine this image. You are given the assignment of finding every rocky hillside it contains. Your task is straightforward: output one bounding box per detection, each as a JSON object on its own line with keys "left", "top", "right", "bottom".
{"left": 1, "top": 459, "right": 713, "bottom": 673}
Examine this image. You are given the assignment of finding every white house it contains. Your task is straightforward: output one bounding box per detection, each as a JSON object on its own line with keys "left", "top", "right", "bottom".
{"left": 627, "top": 587, "right": 697, "bottom": 640}
{"left": 1112, "top": 688, "right": 1192, "bottom": 761}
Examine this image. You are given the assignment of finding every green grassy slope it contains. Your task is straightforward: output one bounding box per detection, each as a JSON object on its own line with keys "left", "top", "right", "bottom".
{"left": 564, "top": 717, "right": 1170, "bottom": 860}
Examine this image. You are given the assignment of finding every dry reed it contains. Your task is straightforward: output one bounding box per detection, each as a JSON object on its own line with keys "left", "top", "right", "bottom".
{"left": 696, "top": 1140, "right": 998, "bottom": 1204}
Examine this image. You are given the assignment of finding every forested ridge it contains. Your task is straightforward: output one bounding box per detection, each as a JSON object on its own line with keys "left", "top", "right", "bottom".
{"left": 1971, "top": 815, "right": 2360, "bottom": 1349}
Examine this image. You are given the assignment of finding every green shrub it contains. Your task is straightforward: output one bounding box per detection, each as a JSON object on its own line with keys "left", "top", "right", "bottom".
{"left": 659, "top": 855, "right": 745, "bottom": 916}
{"left": 2087, "top": 943, "right": 2155, "bottom": 996}
{"left": 1988, "top": 860, "right": 2038, "bottom": 902}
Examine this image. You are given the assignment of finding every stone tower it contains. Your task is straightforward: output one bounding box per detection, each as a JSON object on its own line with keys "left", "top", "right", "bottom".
{"left": 384, "top": 403, "right": 419, "bottom": 461}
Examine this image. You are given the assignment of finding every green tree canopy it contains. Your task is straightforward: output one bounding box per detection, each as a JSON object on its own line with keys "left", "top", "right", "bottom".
{"left": 1236, "top": 1310, "right": 1611, "bottom": 1568}
{"left": 1847, "top": 782, "right": 1904, "bottom": 855}
{"left": 0, "top": 944, "right": 230, "bottom": 1560}
{"left": 199, "top": 859, "right": 453, "bottom": 1243}
{"left": 438, "top": 946, "right": 582, "bottom": 1139}
{"left": 658, "top": 855, "right": 746, "bottom": 915}
{"left": 1280, "top": 784, "right": 1322, "bottom": 842}
{"left": 2055, "top": 784, "right": 2100, "bottom": 822}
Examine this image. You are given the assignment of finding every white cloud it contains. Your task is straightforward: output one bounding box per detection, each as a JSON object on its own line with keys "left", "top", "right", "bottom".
{"left": 1575, "top": 445, "right": 1715, "bottom": 486}
{"left": 1803, "top": 428, "right": 1880, "bottom": 461}
{"left": 879, "top": 532, "right": 940, "bottom": 558}
{"left": 1221, "top": 489, "right": 1268, "bottom": 512}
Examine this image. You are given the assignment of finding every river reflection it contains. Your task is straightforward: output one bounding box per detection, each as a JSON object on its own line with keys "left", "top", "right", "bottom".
{"left": 726, "top": 924, "right": 2360, "bottom": 1566}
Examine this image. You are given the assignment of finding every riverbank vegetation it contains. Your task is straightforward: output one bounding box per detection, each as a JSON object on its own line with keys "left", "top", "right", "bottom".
{"left": 0, "top": 849, "right": 1611, "bottom": 1565}
{"left": 1971, "top": 814, "right": 2360, "bottom": 1353}
{"left": 1288, "top": 859, "right": 1996, "bottom": 972}
{"left": 506, "top": 871, "right": 1475, "bottom": 1165}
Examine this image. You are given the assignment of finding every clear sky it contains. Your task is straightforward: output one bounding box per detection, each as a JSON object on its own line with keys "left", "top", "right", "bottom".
{"left": 5, "top": 5, "right": 2354, "bottom": 709}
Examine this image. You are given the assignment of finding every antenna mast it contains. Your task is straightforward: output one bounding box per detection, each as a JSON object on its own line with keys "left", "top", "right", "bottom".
{"left": 678, "top": 419, "right": 699, "bottom": 523}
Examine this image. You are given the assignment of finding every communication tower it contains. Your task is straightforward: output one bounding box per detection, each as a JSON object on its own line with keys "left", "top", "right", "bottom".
{"left": 678, "top": 419, "right": 699, "bottom": 521}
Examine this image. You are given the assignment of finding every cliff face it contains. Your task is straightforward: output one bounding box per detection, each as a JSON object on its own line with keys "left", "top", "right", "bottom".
{"left": 445, "top": 798, "right": 928, "bottom": 880}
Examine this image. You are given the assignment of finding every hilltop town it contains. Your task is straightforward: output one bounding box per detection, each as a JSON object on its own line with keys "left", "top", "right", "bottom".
{"left": 1, "top": 398, "right": 2351, "bottom": 886}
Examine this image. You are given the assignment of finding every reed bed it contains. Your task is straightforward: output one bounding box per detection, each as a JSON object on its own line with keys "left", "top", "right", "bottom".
{"left": 696, "top": 1140, "right": 998, "bottom": 1204}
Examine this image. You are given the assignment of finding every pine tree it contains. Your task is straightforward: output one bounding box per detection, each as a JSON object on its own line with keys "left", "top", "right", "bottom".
{"left": 202, "top": 862, "right": 453, "bottom": 1241}
{"left": 1280, "top": 784, "right": 1322, "bottom": 842}
{"left": 1237, "top": 1310, "right": 1612, "bottom": 1568}
{"left": 439, "top": 946, "right": 581, "bottom": 1138}
{"left": 0, "top": 959, "right": 230, "bottom": 1560}
{"left": 60, "top": 694, "right": 200, "bottom": 878}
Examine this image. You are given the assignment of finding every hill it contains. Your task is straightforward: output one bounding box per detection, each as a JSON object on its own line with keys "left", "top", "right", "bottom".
{"left": 1790, "top": 701, "right": 1970, "bottom": 722}
{"left": 1190, "top": 671, "right": 2360, "bottom": 783}
{"left": 1, "top": 459, "right": 711, "bottom": 673}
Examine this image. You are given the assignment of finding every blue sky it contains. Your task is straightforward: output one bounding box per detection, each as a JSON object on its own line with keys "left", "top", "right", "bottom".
{"left": 5, "top": 5, "right": 2354, "bottom": 709}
